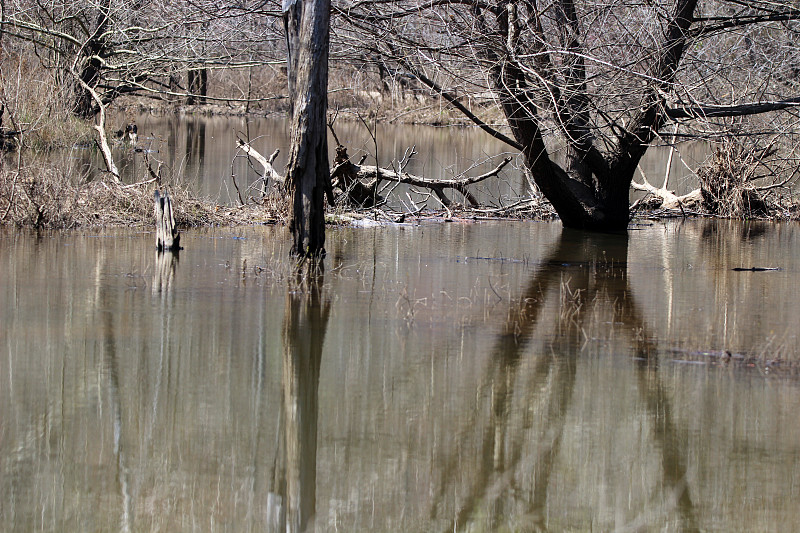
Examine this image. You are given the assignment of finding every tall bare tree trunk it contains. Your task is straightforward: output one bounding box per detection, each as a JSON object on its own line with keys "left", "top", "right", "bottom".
{"left": 283, "top": 0, "right": 331, "bottom": 259}
{"left": 186, "top": 69, "right": 208, "bottom": 105}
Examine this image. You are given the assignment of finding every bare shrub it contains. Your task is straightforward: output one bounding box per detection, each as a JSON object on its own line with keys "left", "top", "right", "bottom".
{"left": 1, "top": 166, "right": 72, "bottom": 227}
{"left": 697, "top": 136, "right": 798, "bottom": 219}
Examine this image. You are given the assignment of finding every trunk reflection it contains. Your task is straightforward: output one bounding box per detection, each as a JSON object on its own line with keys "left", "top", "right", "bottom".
{"left": 436, "top": 230, "right": 697, "bottom": 532}
{"left": 272, "top": 274, "right": 331, "bottom": 533}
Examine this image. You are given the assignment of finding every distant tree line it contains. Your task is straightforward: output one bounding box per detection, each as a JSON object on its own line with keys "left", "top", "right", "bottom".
{"left": 0, "top": 0, "right": 286, "bottom": 117}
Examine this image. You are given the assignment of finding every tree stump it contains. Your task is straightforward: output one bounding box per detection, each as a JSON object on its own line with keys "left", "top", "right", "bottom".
{"left": 154, "top": 190, "right": 181, "bottom": 252}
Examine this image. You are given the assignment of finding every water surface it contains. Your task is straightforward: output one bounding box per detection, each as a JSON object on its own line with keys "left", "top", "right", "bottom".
{"left": 2, "top": 219, "right": 800, "bottom": 531}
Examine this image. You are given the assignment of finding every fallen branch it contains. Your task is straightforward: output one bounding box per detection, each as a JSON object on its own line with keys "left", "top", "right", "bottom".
{"left": 236, "top": 138, "right": 285, "bottom": 186}
{"left": 631, "top": 166, "right": 702, "bottom": 210}
{"left": 120, "top": 177, "right": 157, "bottom": 189}
{"left": 357, "top": 157, "right": 513, "bottom": 189}
{"left": 332, "top": 150, "right": 512, "bottom": 208}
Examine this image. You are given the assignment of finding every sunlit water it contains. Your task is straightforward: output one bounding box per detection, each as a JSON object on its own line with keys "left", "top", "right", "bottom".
{"left": 2, "top": 219, "right": 800, "bottom": 532}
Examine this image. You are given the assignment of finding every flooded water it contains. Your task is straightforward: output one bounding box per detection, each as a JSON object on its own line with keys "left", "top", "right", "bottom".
{"left": 81, "top": 114, "right": 709, "bottom": 208}
{"left": 2, "top": 218, "right": 800, "bottom": 532}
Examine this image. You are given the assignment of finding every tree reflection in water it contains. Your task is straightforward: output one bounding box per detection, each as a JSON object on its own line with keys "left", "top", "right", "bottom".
{"left": 4, "top": 223, "right": 798, "bottom": 530}
{"left": 100, "top": 266, "right": 133, "bottom": 533}
{"left": 430, "top": 230, "right": 698, "bottom": 532}
{"left": 271, "top": 270, "right": 331, "bottom": 533}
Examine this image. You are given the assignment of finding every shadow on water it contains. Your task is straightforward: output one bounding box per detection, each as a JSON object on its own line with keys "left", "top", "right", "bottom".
{"left": 267, "top": 270, "right": 331, "bottom": 533}
{"left": 430, "top": 229, "right": 699, "bottom": 532}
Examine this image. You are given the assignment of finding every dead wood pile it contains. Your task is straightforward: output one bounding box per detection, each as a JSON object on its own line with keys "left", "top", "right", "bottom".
{"left": 632, "top": 137, "right": 799, "bottom": 220}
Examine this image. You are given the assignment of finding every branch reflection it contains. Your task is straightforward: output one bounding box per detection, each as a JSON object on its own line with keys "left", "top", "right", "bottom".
{"left": 437, "top": 230, "right": 698, "bottom": 532}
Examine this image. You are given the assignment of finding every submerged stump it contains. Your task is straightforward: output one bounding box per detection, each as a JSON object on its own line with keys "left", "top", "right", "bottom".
{"left": 154, "top": 190, "right": 181, "bottom": 252}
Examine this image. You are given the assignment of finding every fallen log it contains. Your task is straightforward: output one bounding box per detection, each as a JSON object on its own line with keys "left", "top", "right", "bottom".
{"left": 353, "top": 158, "right": 512, "bottom": 205}
{"left": 330, "top": 143, "right": 512, "bottom": 208}
{"left": 234, "top": 135, "right": 513, "bottom": 211}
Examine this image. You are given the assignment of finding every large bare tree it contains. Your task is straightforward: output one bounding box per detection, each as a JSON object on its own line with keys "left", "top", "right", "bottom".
{"left": 284, "top": 0, "right": 332, "bottom": 259}
{"left": 0, "top": 0, "right": 284, "bottom": 117}
{"left": 335, "top": 0, "right": 800, "bottom": 230}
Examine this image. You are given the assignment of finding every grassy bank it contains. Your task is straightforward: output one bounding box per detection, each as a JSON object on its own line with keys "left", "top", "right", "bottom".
{"left": 0, "top": 163, "right": 283, "bottom": 229}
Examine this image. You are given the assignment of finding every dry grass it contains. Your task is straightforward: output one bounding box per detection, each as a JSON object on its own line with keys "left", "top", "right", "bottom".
{"left": 0, "top": 163, "right": 286, "bottom": 229}
{"left": 1, "top": 54, "right": 94, "bottom": 150}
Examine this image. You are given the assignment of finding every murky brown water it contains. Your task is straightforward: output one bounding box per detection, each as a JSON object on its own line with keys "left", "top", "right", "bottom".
{"left": 2, "top": 218, "right": 800, "bottom": 532}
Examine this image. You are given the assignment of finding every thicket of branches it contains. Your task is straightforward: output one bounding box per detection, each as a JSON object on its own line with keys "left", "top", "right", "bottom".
{"left": 0, "top": 1, "right": 286, "bottom": 116}
{"left": 330, "top": 0, "right": 800, "bottom": 226}
{"left": 2, "top": 1, "right": 800, "bottom": 227}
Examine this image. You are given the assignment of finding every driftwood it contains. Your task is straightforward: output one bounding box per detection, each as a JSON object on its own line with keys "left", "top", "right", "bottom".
{"left": 236, "top": 138, "right": 285, "bottom": 187}
{"left": 330, "top": 143, "right": 512, "bottom": 208}
{"left": 154, "top": 190, "right": 181, "bottom": 252}
{"left": 345, "top": 158, "right": 512, "bottom": 206}
{"left": 233, "top": 136, "right": 512, "bottom": 211}
{"left": 631, "top": 166, "right": 702, "bottom": 211}
{"left": 329, "top": 144, "right": 385, "bottom": 207}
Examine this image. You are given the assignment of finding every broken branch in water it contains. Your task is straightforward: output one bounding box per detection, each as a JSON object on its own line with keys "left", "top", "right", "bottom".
{"left": 324, "top": 116, "right": 514, "bottom": 209}
{"left": 236, "top": 137, "right": 285, "bottom": 186}
{"left": 330, "top": 142, "right": 512, "bottom": 208}
{"left": 236, "top": 122, "right": 514, "bottom": 212}
{"left": 631, "top": 165, "right": 702, "bottom": 211}
{"left": 346, "top": 158, "right": 512, "bottom": 202}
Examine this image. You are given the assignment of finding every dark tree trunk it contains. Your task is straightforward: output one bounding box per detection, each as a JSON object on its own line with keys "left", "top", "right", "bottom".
{"left": 478, "top": 0, "right": 699, "bottom": 232}
{"left": 186, "top": 71, "right": 195, "bottom": 104}
{"left": 74, "top": 9, "right": 112, "bottom": 119}
{"left": 186, "top": 69, "right": 207, "bottom": 105}
{"left": 74, "top": 56, "right": 103, "bottom": 118}
{"left": 168, "top": 74, "right": 180, "bottom": 102}
{"left": 199, "top": 69, "right": 207, "bottom": 104}
{"left": 283, "top": 0, "right": 331, "bottom": 259}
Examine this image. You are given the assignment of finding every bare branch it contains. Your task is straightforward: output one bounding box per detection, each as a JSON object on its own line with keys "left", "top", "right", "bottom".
{"left": 236, "top": 138, "right": 285, "bottom": 186}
